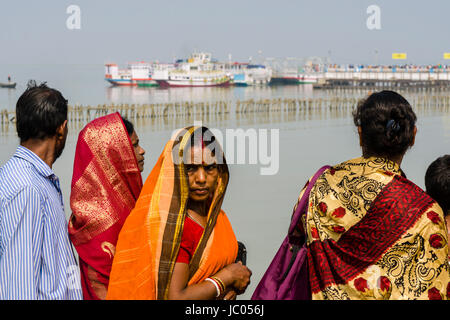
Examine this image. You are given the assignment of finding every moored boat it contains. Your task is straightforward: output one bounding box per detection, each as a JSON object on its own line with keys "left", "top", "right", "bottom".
{"left": 105, "top": 63, "right": 135, "bottom": 86}
{"left": 136, "top": 79, "right": 159, "bottom": 87}
{"left": 221, "top": 61, "right": 272, "bottom": 86}
{"left": 105, "top": 62, "right": 159, "bottom": 87}
{"left": 156, "top": 77, "right": 230, "bottom": 88}
{"left": 0, "top": 82, "right": 16, "bottom": 89}
{"left": 297, "top": 74, "right": 319, "bottom": 84}
{"left": 236, "top": 64, "right": 272, "bottom": 86}
{"left": 153, "top": 52, "right": 231, "bottom": 88}
{"left": 270, "top": 70, "right": 319, "bottom": 85}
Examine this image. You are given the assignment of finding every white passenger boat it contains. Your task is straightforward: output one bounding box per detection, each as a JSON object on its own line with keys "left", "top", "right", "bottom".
{"left": 153, "top": 52, "right": 231, "bottom": 88}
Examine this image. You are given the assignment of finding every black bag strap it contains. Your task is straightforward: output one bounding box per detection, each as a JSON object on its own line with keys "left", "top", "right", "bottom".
{"left": 281, "top": 243, "right": 302, "bottom": 280}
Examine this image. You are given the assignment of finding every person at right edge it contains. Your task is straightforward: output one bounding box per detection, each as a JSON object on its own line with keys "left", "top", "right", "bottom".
{"left": 295, "top": 90, "right": 449, "bottom": 300}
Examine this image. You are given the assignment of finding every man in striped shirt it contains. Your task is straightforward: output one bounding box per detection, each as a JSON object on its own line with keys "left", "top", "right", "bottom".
{"left": 0, "top": 81, "right": 82, "bottom": 299}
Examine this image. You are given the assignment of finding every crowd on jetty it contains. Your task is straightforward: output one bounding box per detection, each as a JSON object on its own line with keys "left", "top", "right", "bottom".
{"left": 326, "top": 63, "right": 450, "bottom": 73}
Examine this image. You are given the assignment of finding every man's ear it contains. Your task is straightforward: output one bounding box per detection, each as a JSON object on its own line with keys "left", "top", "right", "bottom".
{"left": 56, "top": 120, "right": 68, "bottom": 140}
{"left": 410, "top": 126, "right": 417, "bottom": 147}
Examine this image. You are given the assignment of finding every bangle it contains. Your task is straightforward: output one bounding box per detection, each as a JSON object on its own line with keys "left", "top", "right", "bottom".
{"left": 205, "top": 278, "right": 221, "bottom": 297}
{"left": 211, "top": 276, "right": 226, "bottom": 293}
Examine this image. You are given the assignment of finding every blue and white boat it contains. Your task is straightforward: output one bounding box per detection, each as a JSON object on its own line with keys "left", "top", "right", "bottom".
{"left": 229, "top": 64, "right": 272, "bottom": 86}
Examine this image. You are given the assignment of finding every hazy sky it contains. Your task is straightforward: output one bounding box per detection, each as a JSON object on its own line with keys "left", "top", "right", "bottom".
{"left": 1, "top": 0, "right": 449, "bottom": 66}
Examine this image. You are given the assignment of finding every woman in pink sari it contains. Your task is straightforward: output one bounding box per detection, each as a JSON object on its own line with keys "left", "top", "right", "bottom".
{"left": 68, "top": 112, "right": 145, "bottom": 299}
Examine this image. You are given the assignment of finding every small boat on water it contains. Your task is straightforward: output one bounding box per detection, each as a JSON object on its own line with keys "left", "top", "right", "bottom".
{"left": 0, "top": 82, "right": 16, "bottom": 88}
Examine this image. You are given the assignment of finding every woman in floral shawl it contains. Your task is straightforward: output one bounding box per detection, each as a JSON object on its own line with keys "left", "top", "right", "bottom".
{"left": 295, "top": 91, "right": 449, "bottom": 300}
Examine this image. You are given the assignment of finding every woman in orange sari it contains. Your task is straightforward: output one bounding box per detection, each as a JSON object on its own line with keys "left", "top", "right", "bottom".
{"left": 295, "top": 91, "right": 450, "bottom": 300}
{"left": 68, "top": 112, "right": 145, "bottom": 299}
{"left": 107, "top": 126, "right": 251, "bottom": 300}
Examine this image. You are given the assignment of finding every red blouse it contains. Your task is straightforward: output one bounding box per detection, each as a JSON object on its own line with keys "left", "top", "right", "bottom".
{"left": 176, "top": 215, "right": 204, "bottom": 264}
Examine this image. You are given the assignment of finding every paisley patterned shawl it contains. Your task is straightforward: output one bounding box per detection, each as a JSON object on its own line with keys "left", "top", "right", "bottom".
{"left": 68, "top": 112, "right": 143, "bottom": 299}
{"left": 106, "top": 126, "right": 238, "bottom": 300}
{"left": 300, "top": 156, "right": 450, "bottom": 300}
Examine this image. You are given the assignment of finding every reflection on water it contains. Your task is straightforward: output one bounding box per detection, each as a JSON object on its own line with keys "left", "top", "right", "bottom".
{"left": 444, "top": 116, "right": 450, "bottom": 137}
{"left": 104, "top": 84, "right": 316, "bottom": 106}
{"left": 3, "top": 86, "right": 450, "bottom": 136}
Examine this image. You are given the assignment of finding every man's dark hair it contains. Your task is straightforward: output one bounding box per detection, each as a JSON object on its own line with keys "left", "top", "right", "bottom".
{"left": 425, "top": 155, "right": 450, "bottom": 216}
{"left": 353, "top": 90, "right": 417, "bottom": 158}
{"left": 16, "top": 80, "right": 68, "bottom": 142}
{"left": 121, "top": 116, "right": 134, "bottom": 136}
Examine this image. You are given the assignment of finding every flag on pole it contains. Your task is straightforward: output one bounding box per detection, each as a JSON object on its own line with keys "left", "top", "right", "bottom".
{"left": 392, "top": 53, "right": 407, "bottom": 60}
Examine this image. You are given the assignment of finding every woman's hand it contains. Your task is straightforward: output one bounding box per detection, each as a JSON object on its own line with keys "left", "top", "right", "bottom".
{"left": 168, "top": 261, "right": 251, "bottom": 300}
{"left": 215, "top": 261, "right": 252, "bottom": 293}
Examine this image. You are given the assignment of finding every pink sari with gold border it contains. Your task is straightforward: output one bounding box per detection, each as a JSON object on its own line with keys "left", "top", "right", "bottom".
{"left": 68, "top": 112, "right": 143, "bottom": 300}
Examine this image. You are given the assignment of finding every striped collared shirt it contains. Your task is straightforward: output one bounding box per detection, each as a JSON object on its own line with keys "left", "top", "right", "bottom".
{"left": 0, "top": 146, "right": 82, "bottom": 300}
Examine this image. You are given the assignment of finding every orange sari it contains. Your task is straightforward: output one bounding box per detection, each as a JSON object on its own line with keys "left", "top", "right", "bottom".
{"left": 106, "top": 126, "right": 238, "bottom": 300}
{"left": 68, "top": 113, "right": 143, "bottom": 300}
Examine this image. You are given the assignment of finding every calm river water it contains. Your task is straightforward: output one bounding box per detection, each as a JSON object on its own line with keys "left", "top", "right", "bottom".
{"left": 1, "top": 64, "right": 449, "bottom": 299}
